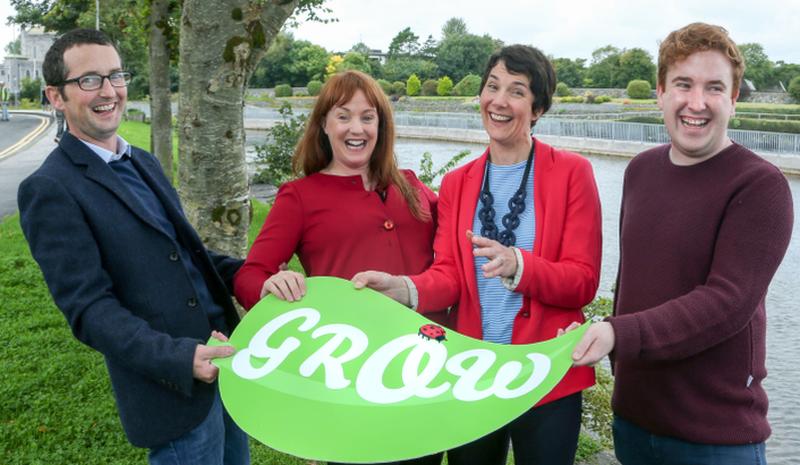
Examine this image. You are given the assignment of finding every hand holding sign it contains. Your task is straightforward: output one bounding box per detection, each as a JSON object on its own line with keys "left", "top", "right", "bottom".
{"left": 210, "top": 277, "right": 589, "bottom": 463}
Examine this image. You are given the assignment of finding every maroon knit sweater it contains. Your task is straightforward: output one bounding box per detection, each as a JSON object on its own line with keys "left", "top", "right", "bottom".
{"left": 609, "top": 142, "right": 793, "bottom": 444}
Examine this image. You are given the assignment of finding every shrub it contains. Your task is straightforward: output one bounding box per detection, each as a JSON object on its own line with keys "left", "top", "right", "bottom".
{"left": 406, "top": 74, "right": 421, "bottom": 97}
{"left": 789, "top": 76, "right": 800, "bottom": 102}
{"left": 306, "top": 80, "right": 323, "bottom": 97}
{"left": 626, "top": 79, "right": 652, "bottom": 99}
{"left": 391, "top": 81, "right": 406, "bottom": 96}
{"left": 377, "top": 79, "right": 392, "bottom": 95}
{"left": 127, "top": 75, "right": 149, "bottom": 100}
{"left": 422, "top": 79, "right": 438, "bottom": 96}
{"left": 20, "top": 77, "right": 42, "bottom": 101}
{"left": 274, "top": 84, "right": 293, "bottom": 97}
{"left": 555, "top": 82, "right": 572, "bottom": 97}
{"left": 253, "top": 102, "right": 307, "bottom": 185}
{"left": 418, "top": 150, "right": 470, "bottom": 191}
{"left": 729, "top": 117, "right": 800, "bottom": 134}
{"left": 594, "top": 95, "right": 612, "bottom": 103}
{"left": 559, "top": 95, "right": 585, "bottom": 103}
{"left": 584, "top": 91, "right": 596, "bottom": 104}
{"left": 453, "top": 74, "right": 482, "bottom": 97}
{"left": 437, "top": 76, "right": 454, "bottom": 96}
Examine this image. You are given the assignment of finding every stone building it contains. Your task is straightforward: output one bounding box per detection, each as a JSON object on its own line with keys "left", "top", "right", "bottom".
{"left": 0, "top": 27, "right": 56, "bottom": 97}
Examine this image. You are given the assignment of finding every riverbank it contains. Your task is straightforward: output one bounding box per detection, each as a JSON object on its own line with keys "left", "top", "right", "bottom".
{"left": 394, "top": 125, "right": 800, "bottom": 175}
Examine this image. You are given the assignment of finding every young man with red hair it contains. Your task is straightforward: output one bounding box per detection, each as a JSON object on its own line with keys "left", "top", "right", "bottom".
{"left": 571, "top": 22, "right": 793, "bottom": 464}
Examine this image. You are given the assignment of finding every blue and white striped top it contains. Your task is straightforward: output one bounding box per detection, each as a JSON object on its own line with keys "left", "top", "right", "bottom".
{"left": 472, "top": 158, "right": 535, "bottom": 344}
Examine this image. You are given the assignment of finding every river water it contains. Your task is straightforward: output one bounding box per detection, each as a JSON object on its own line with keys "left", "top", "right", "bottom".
{"left": 393, "top": 138, "right": 799, "bottom": 464}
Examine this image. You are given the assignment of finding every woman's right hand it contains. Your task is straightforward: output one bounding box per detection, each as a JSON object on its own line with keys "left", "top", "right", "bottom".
{"left": 351, "top": 271, "right": 411, "bottom": 307}
{"left": 260, "top": 270, "right": 307, "bottom": 302}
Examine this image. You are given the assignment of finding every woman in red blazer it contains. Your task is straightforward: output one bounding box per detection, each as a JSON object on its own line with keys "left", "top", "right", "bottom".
{"left": 354, "top": 46, "right": 602, "bottom": 465}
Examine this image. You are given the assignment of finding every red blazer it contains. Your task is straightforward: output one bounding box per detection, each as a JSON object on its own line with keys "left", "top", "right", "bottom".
{"left": 410, "top": 138, "right": 602, "bottom": 404}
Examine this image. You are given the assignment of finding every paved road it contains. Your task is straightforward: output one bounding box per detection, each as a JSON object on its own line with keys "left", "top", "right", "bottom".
{"left": 0, "top": 112, "right": 55, "bottom": 219}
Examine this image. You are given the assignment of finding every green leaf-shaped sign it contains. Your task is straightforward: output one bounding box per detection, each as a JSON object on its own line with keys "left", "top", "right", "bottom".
{"left": 209, "top": 276, "right": 588, "bottom": 463}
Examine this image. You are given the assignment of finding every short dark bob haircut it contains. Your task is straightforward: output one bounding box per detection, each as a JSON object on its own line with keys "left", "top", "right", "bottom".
{"left": 479, "top": 44, "right": 557, "bottom": 127}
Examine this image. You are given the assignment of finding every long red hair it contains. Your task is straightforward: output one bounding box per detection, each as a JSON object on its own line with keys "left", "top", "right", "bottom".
{"left": 293, "top": 70, "right": 429, "bottom": 221}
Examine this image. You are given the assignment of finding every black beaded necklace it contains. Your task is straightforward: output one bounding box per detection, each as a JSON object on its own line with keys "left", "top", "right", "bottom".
{"left": 477, "top": 141, "right": 535, "bottom": 247}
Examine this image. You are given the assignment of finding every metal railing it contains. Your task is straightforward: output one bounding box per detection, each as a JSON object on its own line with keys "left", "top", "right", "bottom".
{"left": 392, "top": 112, "right": 800, "bottom": 155}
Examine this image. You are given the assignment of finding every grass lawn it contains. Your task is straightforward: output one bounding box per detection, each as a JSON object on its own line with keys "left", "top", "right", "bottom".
{"left": 0, "top": 203, "right": 316, "bottom": 464}
{"left": 117, "top": 120, "right": 180, "bottom": 182}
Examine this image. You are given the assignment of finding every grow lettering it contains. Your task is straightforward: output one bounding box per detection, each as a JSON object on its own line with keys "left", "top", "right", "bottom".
{"left": 231, "top": 308, "right": 551, "bottom": 404}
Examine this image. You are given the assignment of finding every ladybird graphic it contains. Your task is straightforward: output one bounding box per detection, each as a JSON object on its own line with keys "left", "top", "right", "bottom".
{"left": 418, "top": 324, "right": 447, "bottom": 342}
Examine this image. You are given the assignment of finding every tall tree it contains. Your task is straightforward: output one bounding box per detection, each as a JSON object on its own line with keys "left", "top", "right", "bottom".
{"left": 436, "top": 33, "right": 499, "bottom": 83}
{"left": 441, "top": 17, "right": 468, "bottom": 40}
{"left": 587, "top": 45, "right": 621, "bottom": 87}
{"left": 178, "top": 0, "right": 325, "bottom": 257}
{"left": 615, "top": 48, "right": 656, "bottom": 87}
{"left": 739, "top": 43, "right": 774, "bottom": 90}
{"left": 148, "top": 0, "right": 177, "bottom": 178}
{"left": 387, "top": 26, "right": 419, "bottom": 59}
{"left": 551, "top": 57, "right": 586, "bottom": 88}
{"left": 4, "top": 39, "right": 22, "bottom": 55}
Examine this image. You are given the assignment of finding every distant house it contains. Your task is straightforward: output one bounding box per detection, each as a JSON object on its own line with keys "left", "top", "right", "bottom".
{"left": 0, "top": 27, "right": 56, "bottom": 95}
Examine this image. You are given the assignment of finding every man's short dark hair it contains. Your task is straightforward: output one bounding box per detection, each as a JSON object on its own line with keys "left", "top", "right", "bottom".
{"left": 43, "top": 29, "right": 119, "bottom": 86}
{"left": 479, "top": 44, "right": 557, "bottom": 127}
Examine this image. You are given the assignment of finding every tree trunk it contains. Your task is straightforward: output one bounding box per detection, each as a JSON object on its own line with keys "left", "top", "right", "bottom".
{"left": 149, "top": 0, "right": 173, "bottom": 180}
{"left": 178, "top": 0, "right": 299, "bottom": 257}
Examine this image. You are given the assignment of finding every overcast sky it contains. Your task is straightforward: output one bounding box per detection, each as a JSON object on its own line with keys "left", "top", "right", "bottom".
{"left": 2, "top": 0, "right": 798, "bottom": 64}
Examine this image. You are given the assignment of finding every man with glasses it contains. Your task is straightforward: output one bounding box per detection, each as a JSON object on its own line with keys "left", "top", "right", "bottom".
{"left": 17, "top": 29, "right": 250, "bottom": 465}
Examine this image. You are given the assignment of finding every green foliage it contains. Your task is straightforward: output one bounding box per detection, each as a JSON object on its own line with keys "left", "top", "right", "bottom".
{"left": 406, "top": 74, "right": 421, "bottom": 97}
{"left": 127, "top": 74, "right": 150, "bottom": 100}
{"left": 729, "top": 117, "right": 800, "bottom": 134}
{"left": 453, "top": 74, "right": 482, "bottom": 97}
{"left": 4, "top": 38, "right": 21, "bottom": 55}
{"left": 552, "top": 57, "right": 587, "bottom": 88}
{"left": 253, "top": 102, "right": 306, "bottom": 185}
{"left": 619, "top": 114, "right": 800, "bottom": 134}
{"left": 9, "top": 0, "right": 152, "bottom": 94}
{"left": 556, "top": 82, "right": 572, "bottom": 97}
{"left": 339, "top": 51, "right": 372, "bottom": 75}
{"left": 436, "top": 33, "right": 499, "bottom": 83}
{"left": 626, "top": 79, "right": 652, "bottom": 99}
{"left": 274, "top": 84, "right": 293, "bottom": 97}
{"left": 594, "top": 95, "right": 612, "bottom": 103}
{"left": 437, "top": 76, "right": 454, "bottom": 96}
{"left": 422, "top": 79, "right": 438, "bottom": 96}
{"left": 251, "top": 32, "right": 329, "bottom": 88}
{"left": 790, "top": 76, "right": 800, "bottom": 102}
{"left": 391, "top": 81, "right": 406, "bottom": 96}
{"left": 587, "top": 45, "right": 621, "bottom": 88}
{"left": 616, "top": 48, "right": 656, "bottom": 87}
{"left": 387, "top": 26, "right": 420, "bottom": 59}
{"left": 377, "top": 79, "right": 393, "bottom": 95}
{"left": 19, "top": 77, "right": 42, "bottom": 101}
{"left": 586, "top": 46, "right": 655, "bottom": 88}
{"left": 580, "top": 297, "right": 614, "bottom": 449}
{"left": 380, "top": 57, "right": 438, "bottom": 82}
{"left": 559, "top": 95, "right": 585, "bottom": 103}
{"left": 739, "top": 43, "right": 774, "bottom": 90}
{"left": 306, "top": 79, "right": 323, "bottom": 96}
{"left": 418, "top": 150, "right": 470, "bottom": 190}
{"left": 441, "top": 17, "right": 468, "bottom": 39}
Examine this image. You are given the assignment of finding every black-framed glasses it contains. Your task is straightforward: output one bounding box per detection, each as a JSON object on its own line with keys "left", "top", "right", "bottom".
{"left": 60, "top": 72, "right": 132, "bottom": 91}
